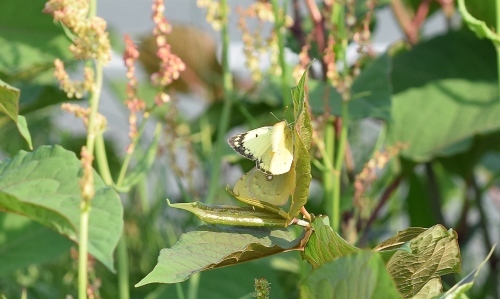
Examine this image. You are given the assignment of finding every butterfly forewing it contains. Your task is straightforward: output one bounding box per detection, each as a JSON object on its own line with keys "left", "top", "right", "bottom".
{"left": 228, "top": 121, "right": 293, "bottom": 175}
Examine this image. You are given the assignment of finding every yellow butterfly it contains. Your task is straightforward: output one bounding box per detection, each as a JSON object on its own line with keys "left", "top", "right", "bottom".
{"left": 228, "top": 121, "right": 293, "bottom": 176}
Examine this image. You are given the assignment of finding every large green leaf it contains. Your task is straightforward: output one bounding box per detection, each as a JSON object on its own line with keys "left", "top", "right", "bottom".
{"left": 391, "top": 30, "right": 496, "bottom": 94}
{"left": 388, "top": 30, "right": 498, "bottom": 162}
{"left": 136, "top": 225, "right": 303, "bottom": 286}
{"left": 301, "top": 216, "right": 359, "bottom": 268}
{"left": 144, "top": 257, "right": 290, "bottom": 299}
{"left": 309, "top": 52, "right": 392, "bottom": 120}
{"left": 301, "top": 250, "right": 403, "bottom": 299}
{"left": 386, "top": 225, "right": 461, "bottom": 298}
{"left": 0, "top": 145, "right": 123, "bottom": 271}
{"left": 0, "top": 0, "right": 71, "bottom": 78}
{"left": 0, "top": 212, "right": 72, "bottom": 277}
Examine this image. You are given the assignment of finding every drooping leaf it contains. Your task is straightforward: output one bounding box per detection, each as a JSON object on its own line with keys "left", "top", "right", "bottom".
{"left": 301, "top": 250, "right": 403, "bottom": 299}
{"left": 458, "top": 0, "right": 500, "bottom": 44}
{"left": 387, "top": 31, "right": 499, "bottom": 162}
{"left": 0, "top": 212, "right": 72, "bottom": 277}
{"left": 302, "top": 216, "right": 359, "bottom": 268}
{"left": 0, "top": 79, "right": 19, "bottom": 122}
{"left": 168, "top": 199, "right": 288, "bottom": 227}
{"left": 15, "top": 115, "right": 32, "bottom": 150}
{"left": 0, "top": 145, "right": 123, "bottom": 271}
{"left": 309, "top": 52, "right": 392, "bottom": 120}
{"left": 374, "top": 227, "right": 426, "bottom": 251}
{"left": 136, "top": 225, "right": 304, "bottom": 286}
{"left": 386, "top": 225, "right": 461, "bottom": 298}
{"left": 437, "top": 245, "right": 496, "bottom": 299}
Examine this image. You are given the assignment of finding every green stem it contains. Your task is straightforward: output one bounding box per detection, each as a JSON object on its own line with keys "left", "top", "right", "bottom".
{"left": 115, "top": 117, "right": 150, "bottom": 186}
{"left": 78, "top": 210, "right": 90, "bottom": 299}
{"left": 323, "top": 119, "right": 335, "bottom": 228}
{"left": 331, "top": 102, "right": 348, "bottom": 231}
{"left": 205, "top": 0, "right": 233, "bottom": 204}
{"left": 187, "top": 272, "right": 200, "bottom": 299}
{"left": 95, "top": 134, "right": 113, "bottom": 184}
{"left": 117, "top": 237, "right": 130, "bottom": 299}
{"left": 271, "top": 0, "right": 290, "bottom": 107}
{"left": 78, "top": 59, "right": 103, "bottom": 299}
{"left": 497, "top": 0, "right": 500, "bottom": 101}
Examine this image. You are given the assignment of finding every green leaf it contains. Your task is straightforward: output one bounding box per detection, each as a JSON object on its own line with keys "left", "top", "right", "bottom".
{"left": 0, "top": 0, "right": 72, "bottom": 77}
{"left": 437, "top": 245, "right": 496, "bottom": 299}
{"left": 0, "top": 145, "right": 123, "bottom": 271}
{"left": 15, "top": 115, "right": 33, "bottom": 150}
{"left": 121, "top": 124, "right": 161, "bottom": 191}
{"left": 18, "top": 84, "right": 72, "bottom": 115}
{"left": 0, "top": 79, "right": 19, "bottom": 122}
{"left": 168, "top": 199, "right": 289, "bottom": 227}
{"left": 374, "top": 227, "right": 426, "bottom": 262}
{"left": 0, "top": 212, "right": 72, "bottom": 277}
{"left": 302, "top": 216, "right": 359, "bottom": 268}
{"left": 300, "top": 250, "right": 403, "bottom": 299}
{"left": 288, "top": 133, "right": 311, "bottom": 219}
{"left": 458, "top": 0, "right": 500, "bottom": 44}
{"left": 144, "top": 258, "right": 290, "bottom": 299}
{"left": 374, "top": 227, "right": 426, "bottom": 251}
{"left": 412, "top": 277, "right": 443, "bottom": 299}
{"left": 288, "top": 68, "right": 312, "bottom": 218}
{"left": 388, "top": 30, "right": 498, "bottom": 162}
{"left": 386, "top": 225, "right": 461, "bottom": 298}
{"left": 136, "top": 225, "right": 303, "bottom": 286}
{"left": 309, "top": 53, "right": 392, "bottom": 120}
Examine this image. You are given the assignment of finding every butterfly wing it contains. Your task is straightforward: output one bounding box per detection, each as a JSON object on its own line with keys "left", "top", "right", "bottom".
{"left": 269, "top": 121, "right": 293, "bottom": 175}
{"left": 233, "top": 166, "right": 296, "bottom": 206}
{"left": 228, "top": 126, "right": 274, "bottom": 167}
{"left": 228, "top": 121, "right": 293, "bottom": 175}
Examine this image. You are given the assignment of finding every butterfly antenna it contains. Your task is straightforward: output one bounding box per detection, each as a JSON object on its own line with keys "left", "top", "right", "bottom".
{"left": 270, "top": 112, "right": 281, "bottom": 122}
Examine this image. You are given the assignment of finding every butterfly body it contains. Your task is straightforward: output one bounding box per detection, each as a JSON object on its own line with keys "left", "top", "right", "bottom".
{"left": 228, "top": 121, "right": 293, "bottom": 175}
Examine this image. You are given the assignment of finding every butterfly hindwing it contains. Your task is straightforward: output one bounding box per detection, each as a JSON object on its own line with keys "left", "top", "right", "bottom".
{"left": 228, "top": 121, "right": 293, "bottom": 175}
{"left": 233, "top": 166, "right": 296, "bottom": 206}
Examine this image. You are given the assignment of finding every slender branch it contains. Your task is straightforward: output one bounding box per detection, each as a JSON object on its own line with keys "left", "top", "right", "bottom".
{"left": 205, "top": 0, "right": 233, "bottom": 204}
{"left": 424, "top": 162, "right": 445, "bottom": 225}
{"left": 271, "top": 0, "right": 291, "bottom": 107}
{"left": 471, "top": 176, "right": 498, "bottom": 296}
{"left": 358, "top": 174, "right": 403, "bottom": 246}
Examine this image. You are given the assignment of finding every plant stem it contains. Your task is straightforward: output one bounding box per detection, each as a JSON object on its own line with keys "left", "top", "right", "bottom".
{"left": 95, "top": 134, "right": 113, "bottom": 184}
{"left": 471, "top": 176, "right": 499, "bottom": 298}
{"left": 205, "top": 0, "right": 233, "bottom": 204}
{"left": 117, "top": 237, "right": 130, "bottom": 299}
{"left": 497, "top": 0, "right": 500, "bottom": 98}
{"left": 331, "top": 102, "right": 348, "bottom": 231}
{"left": 271, "top": 0, "right": 290, "bottom": 107}
{"left": 323, "top": 119, "right": 335, "bottom": 229}
{"left": 78, "top": 59, "right": 103, "bottom": 299}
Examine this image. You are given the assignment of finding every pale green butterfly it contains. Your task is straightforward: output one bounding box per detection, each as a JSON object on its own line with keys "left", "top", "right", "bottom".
{"left": 227, "top": 120, "right": 293, "bottom": 176}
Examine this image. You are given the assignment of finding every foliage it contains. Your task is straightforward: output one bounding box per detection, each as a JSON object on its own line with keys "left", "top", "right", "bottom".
{"left": 0, "top": 0, "right": 499, "bottom": 298}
